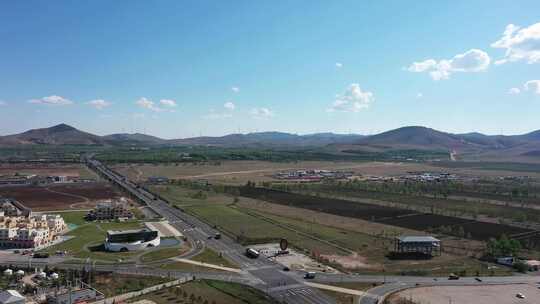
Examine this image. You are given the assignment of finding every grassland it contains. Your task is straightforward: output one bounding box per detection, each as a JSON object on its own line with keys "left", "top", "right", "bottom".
{"left": 44, "top": 212, "right": 144, "bottom": 261}
{"left": 92, "top": 273, "right": 172, "bottom": 297}
{"left": 140, "top": 244, "right": 190, "bottom": 263}
{"left": 129, "top": 279, "right": 277, "bottom": 304}
{"left": 190, "top": 248, "right": 238, "bottom": 268}
{"left": 150, "top": 185, "right": 507, "bottom": 275}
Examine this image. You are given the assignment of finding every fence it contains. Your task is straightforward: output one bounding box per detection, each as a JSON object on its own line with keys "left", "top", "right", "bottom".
{"left": 91, "top": 276, "right": 192, "bottom": 304}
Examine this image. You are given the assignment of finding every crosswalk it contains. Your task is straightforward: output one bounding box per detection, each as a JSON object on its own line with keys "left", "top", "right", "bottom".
{"left": 272, "top": 286, "right": 335, "bottom": 304}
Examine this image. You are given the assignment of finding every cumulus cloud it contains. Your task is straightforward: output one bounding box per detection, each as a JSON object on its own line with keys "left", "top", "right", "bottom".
{"left": 136, "top": 97, "right": 176, "bottom": 112}
{"left": 335, "top": 62, "right": 343, "bottom": 68}
{"left": 524, "top": 80, "right": 540, "bottom": 94}
{"left": 327, "top": 84, "right": 374, "bottom": 112}
{"left": 87, "top": 99, "right": 111, "bottom": 110}
{"left": 159, "top": 99, "right": 177, "bottom": 107}
{"left": 224, "top": 101, "right": 235, "bottom": 110}
{"left": 231, "top": 87, "right": 240, "bottom": 93}
{"left": 250, "top": 107, "right": 274, "bottom": 118}
{"left": 29, "top": 95, "right": 73, "bottom": 105}
{"left": 407, "top": 49, "right": 491, "bottom": 80}
{"left": 508, "top": 87, "right": 521, "bottom": 95}
{"left": 491, "top": 22, "right": 540, "bottom": 65}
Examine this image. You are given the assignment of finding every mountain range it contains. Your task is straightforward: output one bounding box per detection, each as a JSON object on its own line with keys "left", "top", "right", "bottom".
{"left": 2, "top": 124, "right": 540, "bottom": 160}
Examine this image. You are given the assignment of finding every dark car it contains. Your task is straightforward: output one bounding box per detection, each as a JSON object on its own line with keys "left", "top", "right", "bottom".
{"left": 282, "top": 266, "right": 290, "bottom": 271}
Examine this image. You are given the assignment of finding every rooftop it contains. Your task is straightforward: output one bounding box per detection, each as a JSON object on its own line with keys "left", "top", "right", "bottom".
{"left": 106, "top": 228, "right": 152, "bottom": 235}
{"left": 397, "top": 236, "right": 440, "bottom": 243}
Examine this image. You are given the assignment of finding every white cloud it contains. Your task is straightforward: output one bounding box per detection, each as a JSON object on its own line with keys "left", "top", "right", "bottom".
{"left": 327, "top": 84, "right": 374, "bottom": 112}
{"left": 417, "top": 93, "right": 423, "bottom": 99}
{"left": 29, "top": 95, "right": 73, "bottom": 105}
{"left": 491, "top": 22, "right": 540, "bottom": 64}
{"left": 407, "top": 49, "right": 491, "bottom": 80}
{"left": 224, "top": 101, "right": 235, "bottom": 110}
{"left": 87, "top": 99, "right": 111, "bottom": 110}
{"left": 136, "top": 97, "right": 161, "bottom": 112}
{"left": 136, "top": 97, "right": 176, "bottom": 112}
{"left": 0, "top": 101, "right": 6, "bottom": 106}
{"left": 250, "top": 107, "right": 274, "bottom": 118}
{"left": 159, "top": 99, "right": 177, "bottom": 107}
{"left": 524, "top": 80, "right": 540, "bottom": 94}
{"left": 231, "top": 87, "right": 240, "bottom": 93}
{"left": 335, "top": 62, "right": 343, "bottom": 68}
{"left": 508, "top": 87, "right": 521, "bottom": 95}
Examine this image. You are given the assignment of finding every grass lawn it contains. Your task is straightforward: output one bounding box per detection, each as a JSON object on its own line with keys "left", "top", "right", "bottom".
{"left": 44, "top": 220, "right": 144, "bottom": 261}
{"left": 140, "top": 245, "right": 190, "bottom": 263}
{"left": 159, "top": 261, "right": 229, "bottom": 273}
{"left": 93, "top": 273, "right": 171, "bottom": 297}
{"left": 56, "top": 210, "right": 88, "bottom": 226}
{"left": 129, "top": 279, "right": 277, "bottom": 304}
{"left": 190, "top": 248, "right": 238, "bottom": 268}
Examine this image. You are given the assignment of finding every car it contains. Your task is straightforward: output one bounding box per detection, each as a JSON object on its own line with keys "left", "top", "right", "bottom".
{"left": 516, "top": 293, "right": 525, "bottom": 299}
{"left": 448, "top": 273, "right": 460, "bottom": 280}
{"left": 214, "top": 233, "right": 221, "bottom": 239}
{"left": 13, "top": 250, "right": 20, "bottom": 254}
{"left": 282, "top": 266, "right": 290, "bottom": 271}
{"left": 475, "top": 277, "right": 482, "bottom": 282}
{"left": 304, "top": 272, "right": 316, "bottom": 279}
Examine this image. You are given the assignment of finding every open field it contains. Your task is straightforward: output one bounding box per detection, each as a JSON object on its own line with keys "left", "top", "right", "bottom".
{"left": 152, "top": 185, "right": 506, "bottom": 275}
{"left": 387, "top": 283, "right": 540, "bottom": 304}
{"left": 114, "top": 161, "right": 446, "bottom": 184}
{"left": 0, "top": 163, "right": 96, "bottom": 179}
{"left": 129, "top": 279, "right": 277, "bottom": 304}
{"left": 0, "top": 182, "right": 123, "bottom": 211}
{"left": 92, "top": 273, "right": 172, "bottom": 297}
{"left": 234, "top": 187, "right": 534, "bottom": 242}
{"left": 114, "top": 160, "right": 540, "bottom": 186}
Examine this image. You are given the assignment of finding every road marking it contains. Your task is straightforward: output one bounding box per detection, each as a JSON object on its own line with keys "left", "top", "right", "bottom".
{"left": 170, "top": 258, "right": 242, "bottom": 273}
{"left": 305, "top": 281, "right": 368, "bottom": 296}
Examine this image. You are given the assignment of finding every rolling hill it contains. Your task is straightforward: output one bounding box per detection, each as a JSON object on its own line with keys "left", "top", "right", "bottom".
{"left": 3, "top": 124, "right": 540, "bottom": 161}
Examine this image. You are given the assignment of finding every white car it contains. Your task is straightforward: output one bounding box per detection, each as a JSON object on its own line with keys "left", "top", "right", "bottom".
{"left": 516, "top": 293, "right": 525, "bottom": 299}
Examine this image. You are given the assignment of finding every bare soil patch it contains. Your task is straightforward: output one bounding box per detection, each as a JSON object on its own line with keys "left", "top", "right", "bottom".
{"left": 0, "top": 182, "right": 122, "bottom": 211}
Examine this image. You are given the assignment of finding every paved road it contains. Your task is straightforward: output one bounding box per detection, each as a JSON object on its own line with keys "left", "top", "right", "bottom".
{"left": 85, "top": 158, "right": 335, "bottom": 304}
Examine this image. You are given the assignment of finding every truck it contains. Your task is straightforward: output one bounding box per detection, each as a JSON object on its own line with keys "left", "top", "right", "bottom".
{"left": 245, "top": 248, "right": 260, "bottom": 259}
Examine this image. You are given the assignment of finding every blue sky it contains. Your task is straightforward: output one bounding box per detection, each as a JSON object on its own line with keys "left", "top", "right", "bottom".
{"left": 0, "top": 1, "right": 539, "bottom": 138}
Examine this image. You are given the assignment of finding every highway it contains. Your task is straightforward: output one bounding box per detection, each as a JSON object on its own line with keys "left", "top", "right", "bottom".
{"left": 85, "top": 158, "right": 336, "bottom": 304}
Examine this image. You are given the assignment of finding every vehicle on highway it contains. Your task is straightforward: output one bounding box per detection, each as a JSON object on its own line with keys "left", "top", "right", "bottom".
{"left": 516, "top": 293, "right": 525, "bottom": 299}
{"left": 13, "top": 250, "right": 20, "bottom": 254}
{"left": 448, "top": 273, "right": 460, "bottom": 280}
{"left": 304, "top": 271, "right": 316, "bottom": 279}
{"left": 245, "top": 248, "right": 260, "bottom": 259}
{"left": 475, "top": 277, "right": 482, "bottom": 282}
{"left": 33, "top": 252, "right": 49, "bottom": 259}
{"left": 282, "top": 266, "right": 290, "bottom": 271}
{"left": 214, "top": 232, "right": 221, "bottom": 239}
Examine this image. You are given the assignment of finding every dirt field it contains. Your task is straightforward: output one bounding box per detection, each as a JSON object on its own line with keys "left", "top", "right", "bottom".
{"left": 0, "top": 182, "right": 122, "bottom": 211}
{"left": 388, "top": 284, "right": 540, "bottom": 304}
{"left": 114, "top": 161, "right": 540, "bottom": 185}
{"left": 113, "top": 161, "right": 442, "bottom": 184}
{"left": 235, "top": 187, "right": 533, "bottom": 241}
{"left": 0, "top": 163, "right": 96, "bottom": 179}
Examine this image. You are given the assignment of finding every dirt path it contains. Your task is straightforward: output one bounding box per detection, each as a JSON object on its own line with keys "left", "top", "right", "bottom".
{"left": 44, "top": 187, "right": 89, "bottom": 204}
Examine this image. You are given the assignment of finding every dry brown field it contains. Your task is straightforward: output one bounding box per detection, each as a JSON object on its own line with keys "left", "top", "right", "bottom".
{"left": 0, "top": 182, "right": 122, "bottom": 211}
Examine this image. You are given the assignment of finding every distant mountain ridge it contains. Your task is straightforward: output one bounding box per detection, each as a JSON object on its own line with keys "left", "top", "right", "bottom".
{"left": 2, "top": 124, "right": 540, "bottom": 160}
